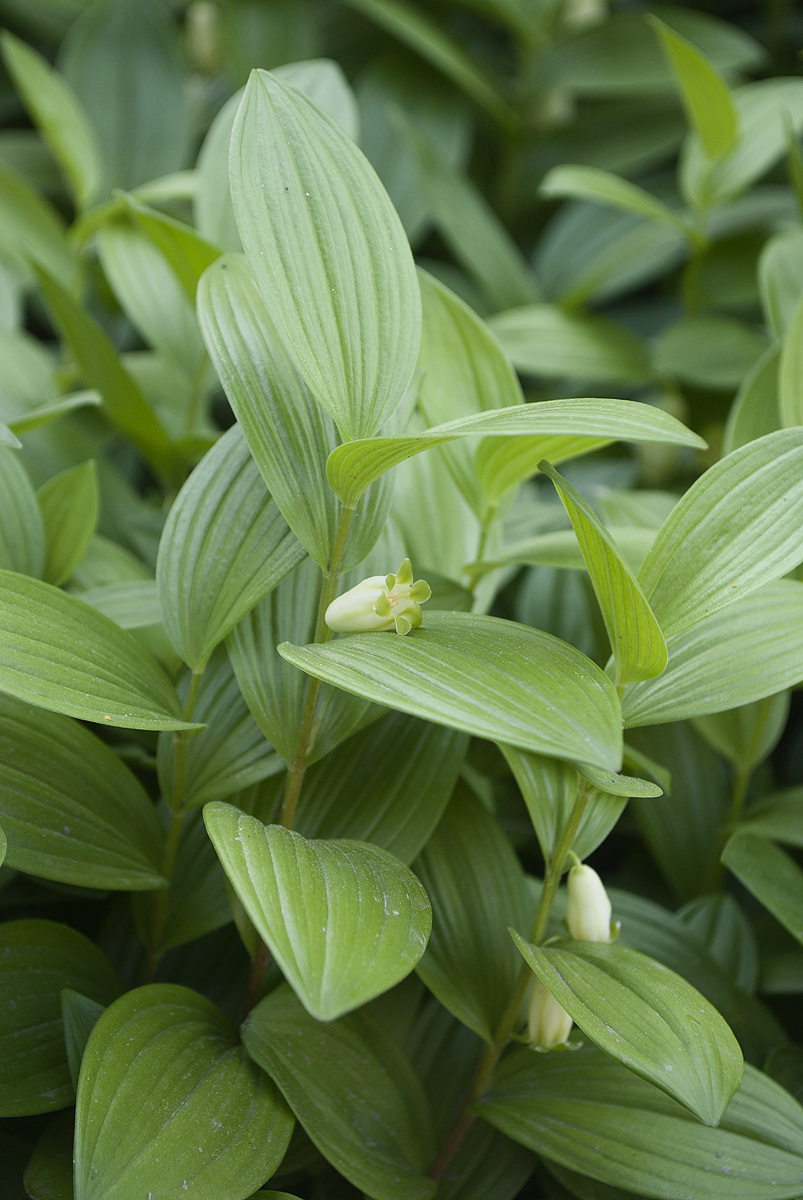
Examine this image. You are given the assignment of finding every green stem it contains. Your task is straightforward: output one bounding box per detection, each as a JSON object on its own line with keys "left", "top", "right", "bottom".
{"left": 428, "top": 782, "right": 591, "bottom": 1179}
{"left": 469, "top": 506, "right": 497, "bottom": 594}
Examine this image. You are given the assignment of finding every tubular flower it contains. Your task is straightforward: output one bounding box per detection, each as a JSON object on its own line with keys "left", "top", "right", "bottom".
{"left": 566, "top": 861, "right": 613, "bottom": 942}
{"left": 527, "top": 978, "right": 573, "bottom": 1051}
{"left": 325, "top": 558, "right": 431, "bottom": 636}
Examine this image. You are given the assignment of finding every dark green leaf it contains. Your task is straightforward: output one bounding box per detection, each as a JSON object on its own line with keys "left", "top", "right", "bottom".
{"left": 722, "top": 833, "right": 803, "bottom": 948}
{"left": 0, "top": 444, "right": 44, "bottom": 576}
{"left": 61, "top": 990, "right": 105, "bottom": 1091}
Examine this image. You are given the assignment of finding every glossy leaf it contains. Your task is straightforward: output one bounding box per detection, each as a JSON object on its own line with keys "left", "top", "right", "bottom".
{"left": 0, "top": 570, "right": 193, "bottom": 730}
{"left": 722, "top": 833, "right": 803, "bottom": 948}
{"left": 0, "top": 693, "right": 164, "bottom": 889}
{"left": 242, "top": 984, "right": 436, "bottom": 1200}
{"left": 414, "top": 787, "right": 534, "bottom": 1043}
{"left": 204, "top": 802, "right": 431, "bottom": 1020}
{"left": 477, "top": 1045, "right": 803, "bottom": 1199}
{"left": 37, "top": 460, "right": 98, "bottom": 587}
{"left": 157, "top": 425, "right": 304, "bottom": 668}
{"left": 638, "top": 430, "right": 803, "bottom": 637}
{"left": 540, "top": 462, "right": 666, "bottom": 686}
{"left": 74, "top": 984, "right": 293, "bottom": 1200}
{"left": 0, "top": 445, "right": 44, "bottom": 576}
{"left": 280, "top": 611, "right": 623, "bottom": 771}
{"left": 512, "top": 936, "right": 743, "bottom": 1125}
{"left": 650, "top": 17, "right": 738, "bottom": 160}
{"left": 230, "top": 68, "right": 421, "bottom": 439}
{"left": 0, "top": 919, "right": 119, "bottom": 1117}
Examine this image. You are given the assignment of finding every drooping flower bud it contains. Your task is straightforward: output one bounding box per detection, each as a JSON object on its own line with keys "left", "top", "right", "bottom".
{"left": 566, "top": 862, "right": 613, "bottom": 942}
{"left": 325, "top": 558, "right": 431, "bottom": 636}
{"left": 527, "top": 979, "right": 573, "bottom": 1051}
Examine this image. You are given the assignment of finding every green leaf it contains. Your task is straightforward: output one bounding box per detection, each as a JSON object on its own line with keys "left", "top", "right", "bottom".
{"left": 654, "top": 314, "right": 767, "bottom": 390}
{"left": 157, "top": 648, "right": 282, "bottom": 810}
{"left": 157, "top": 425, "right": 305, "bottom": 669}
{"left": 488, "top": 306, "right": 651, "bottom": 384}
{"left": 736, "top": 788, "right": 803, "bottom": 847}
{"left": 326, "top": 398, "right": 703, "bottom": 508}
{"left": 0, "top": 570, "right": 194, "bottom": 731}
{"left": 33, "top": 266, "right": 173, "bottom": 483}
{"left": 242, "top": 984, "right": 437, "bottom": 1200}
{"left": 779, "top": 297, "right": 803, "bottom": 429}
{"left": 279, "top": 611, "right": 624, "bottom": 771}
{"left": 540, "top": 165, "right": 690, "bottom": 235}
{"left": 198, "top": 253, "right": 390, "bottom": 570}
{"left": 295, "top": 711, "right": 468, "bottom": 864}
{"left": 638, "top": 430, "right": 803, "bottom": 637}
{"left": 342, "top": 0, "right": 517, "bottom": 131}
{"left": 468, "top": 528, "right": 657, "bottom": 578}
{"left": 511, "top": 936, "right": 743, "bottom": 1126}
{"left": 125, "top": 197, "right": 222, "bottom": 299}
{"left": 37, "top": 460, "right": 98, "bottom": 587}
{"left": 0, "top": 693, "right": 164, "bottom": 890}
{"left": 74, "top": 984, "right": 293, "bottom": 1200}
{"left": 1, "top": 31, "right": 100, "bottom": 209}
{"left": 23, "top": 1108, "right": 74, "bottom": 1200}
{"left": 501, "top": 748, "right": 628, "bottom": 864}
{"left": 572, "top": 763, "right": 662, "bottom": 799}
{"left": 0, "top": 161, "right": 76, "bottom": 290}
{"left": 61, "top": 990, "right": 105, "bottom": 1091}
{"left": 0, "top": 422, "right": 20, "bottom": 449}
{"left": 414, "top": 787, "right": 534, "bottom": 1044}
{"left": 275, "top": 58, "right": 360, "bottom": 141}
{"left": 539, "top": 462, "right": 667, "bottom": 686}
{"left": 7, "top": 389, "right": 102, "bottom": 437}
{"left": 623, "top": 581, "right": 803, "bottom": 727}
{"left": 0, "top": 919, "right": 119, "bottom": 1117}
{"left": 693, "top": 692, "right": 790, "bottom": 771}
{"left": 722, "top": 833, "right": 803, "bottom": 948}
{"left": 230, "top": 69, "right": 421, "bottom": 440}
{"left": 649, "top": 16, "right": 738, "bottom": 160}
{"left": 204, "top": 802, "right": 431, "bottom": 1021}
{"left": 0, "top": 445, "right": 44, "bottom": 576}
{"left": 759, "top": 230, "right": 803, "bottom": 338}
{"left": 477, "top": 1046, "right": 803, "bottom": 1199}
{"left": 676, "top": 894, "right": 759, "bottom": 995}
{"left": 723, "top": 345, "right": 781, "bottom": 455}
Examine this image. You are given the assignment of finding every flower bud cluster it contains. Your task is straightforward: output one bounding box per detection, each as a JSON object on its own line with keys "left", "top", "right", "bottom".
{"left": 325, "top": 558, "right": 431, "bottom": 636}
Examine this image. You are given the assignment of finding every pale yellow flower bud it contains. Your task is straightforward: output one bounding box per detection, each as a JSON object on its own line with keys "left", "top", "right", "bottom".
{"left": 566, "top": 862, "right": 613, "bottom": 942}
{"left": 324, "top": 559, "right": 431, "bottom": 636}
{"left": 527, "top": 979, "right": 573, "bottom": 1051}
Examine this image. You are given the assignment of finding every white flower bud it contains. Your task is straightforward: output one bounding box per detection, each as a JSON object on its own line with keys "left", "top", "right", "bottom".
{"left": 566, "top": 862, "right": 613, "bottom": 942}
{"left": 325, "top": 559, "right": 431, "bottom": 636}
{"left": 527, "top": 979, "right": 573, "bottom": 1051}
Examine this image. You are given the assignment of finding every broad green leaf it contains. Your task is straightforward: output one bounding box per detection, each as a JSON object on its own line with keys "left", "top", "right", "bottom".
{"left": 296, "top": 711, "right": 468, "bottom": 864}
{"left": 477, "top": 1046, "right": 803, "bottom": 1199}
{"left": 722, "top": 833, "right": 803, "bottom": 948}
{"left": 1, "top": 31, "right": 100, "bottom": 209}
{"left": 0, "top": 445, "right": 44, "bottom": 576}
{"left": 540, "top": 165, "right": 690, "bottom": 235}
{"left": 157, "top": 425, "right": 304, "bottom": 669}
{"left": 343, "top": 0, "right": 517, "bottom": 130}
{"left": 275, "top": 58, "right": 360, "bottom": 141}
{"left": 723, "top": 345, "right": 781, "bottom": 455}
{"left": 61, "top": 990, "right": 105, "bottom": 1091}
{"left": 676, "top": 894, "right": 759, "bottom": 995}
{"left": 198, "top": 253, "right": 391, "bottom": 570}
{"left": 22, "top": 1107, "right": 73, "bottom": 1200}
{"left": 759, "top": 230, "right": 803, "bottom": 338}
{"left": 540, "top": 462, "right": 666, "bottom": 686}
{"left": 33, "top": 266, "right": 173, "bottom": 483}
{"left": 488, "top": 306, "right": 650, "bottom": 384}
{"left": 654, "top": 314, "right": 767, "bottom": 389}
{"left": 196, "top": 90, "right": 243, "bottom": 252}
{"left": 649, "top": 17, "right": 738, "bottom": 160}
{"left": 204, "top": 802, "right": 431, "bottom": 1020}
{"left": 74, "top": 984, "right": 293, "bottom": 1200}
{"left": 0, "top": 919, "right": 119, "bottom": 1117}
{"left": 326, "top": 398, "right": 703, "bottom": 507}
{"left": 780, "top": 297, "right": 803, "bottom": 428}
{"left": 230, "top": 69, "right": 421, "bottom": 440}
{"left": 37, "top": 460, "right": 98, "bottom": 587}
{"left": 512, "top": 936, "right": 743, "bottom": 1126}
{"left": 0, "top": 693, "right": 164, "bottom": 890}
{"left": 736, "top": 788, "right": 803, "bottom": 847}
{"left": 638, "top": 430, "right": 803, "bottom": 637}
{"left": 693, "top": 692, "right": 790, "bottom": 771}
{"left": 125, "top": 197, "right": 222, "bottom": 299}
{"left": 280, "top": 611, "right": 624, "bottom": 771}
{"left": 0, "top": 422, "right": 20, "bottom": 448}
{"left": 0, "top": 161, "right": 75, "bottom": 290}
{"left": 623, "top": 581, "right": 803, "bottom": 727}
{"left": 414, "top": 787, "right": 534, "bottom": 1043}
{"left": 501, "top": 747, "right": 629, "bottom": 863}
{"left": 242, "top": 984, "right": 436, "bottom": 1200}
{"left": 157, "top": 648, "right": 282, "bottom": 810}
{"left": 0, "top": 570, "right": 195, "bottom": 731}
{"left": 228, "top": 556, "right": 375, "bottom": 766}
{"left": 469, "top": 528, "right": 656, "bottom": 578}
{"left": 59, "top": 0, "right": 190, "bottom": 198}
{"left": 79, "top": 580, "right": 160, "bottom": 629}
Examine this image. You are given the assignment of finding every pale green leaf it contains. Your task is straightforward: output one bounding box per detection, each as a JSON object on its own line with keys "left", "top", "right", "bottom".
{"left": 723, "top": 345, "right": 780, "bottom": 455}
{"left": 654, "top": 314, "right": 767, "bottom": 390}
{"left": 540, "top": 165, "right": 690, "bottom": 235}
{"left": 540, "top": 462, "right": 667, "bottom": 686}
{"left": 74, "top": 984, "right": 293, "bottom": 1200}
{"left": 242, "top": 984, "right": 436, "bottom": 1200}
{"left": 693, "top": 692, "right": 790, "bottom": 771}
{"left": 638, "top": 429, "right": 803, "bottom": 636}
{"left": 79, "top": 580, "right": 160, "bottom": 629}
{"left": 0, "top": 570, "right": 195, "bottom": 731}
{"left": 573, "top": 762, "right": 663, "bottom": 799}
{"left": 204, "top": 802, "right": 431, "bottom": 1021}
{"left": 37, "top": 460, "right": 98, "bottom": 587}
{"left": 0, "top": 445, "right": 44, "bottom": 577}
{"left": 650, "top": 16, "right": 738, "bottom": 160}
{"left": 7, "top": 389, "right": 101, "bottom": 436}
{"left": 275, "top": 58, "right": 360, "bottom": 141}
{"left": 623, "top": 581, "right": 803, "bottom": 727}
{"left": 156, "top": 425, "right": 305, "bottom": 669}
{"left": 0, "top": 422, "right": 19, "bottom": 448}
{"left": 722, "top": 833, "right": 803, "bottom": 948}
{"left": 124, "top": 197, "right": 222, "bottom": 299}
{"left": 230, "top": 69, "right": 421, "bottom": 439}
{"left": 759, "top": 230, "right": 803, "bottom": 338}
{"left": 0, "top": 161, "right": 76, "bottom": 290}
{"left": 280, "top": 611, "right": 623, "bottom": 770}
{"left": 488, "top": 306, "right": 651, "bottom": 384}
{"left": 468, "top": 527, "right": 657, "bottom": 578}
{"left": 779, "top": 296, "right": 803, "bottom": 429}
{"left": 512, "top": 936, "right": 743, "bottom": 1126}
